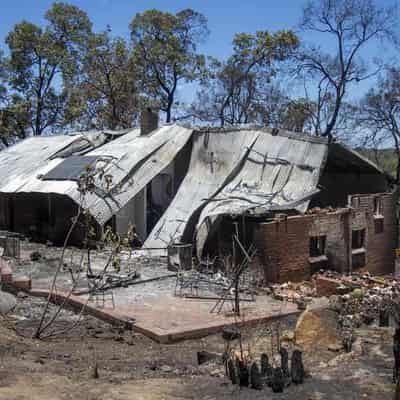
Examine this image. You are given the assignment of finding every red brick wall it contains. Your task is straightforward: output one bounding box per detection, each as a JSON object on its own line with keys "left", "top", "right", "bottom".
{"left": 349, "top": 192, "right": 397, "bottom": 275}
{"left": 309, "top": 211, "right": 349, "bottom": 273}
{"left": 254, "top": 191, "right": 397, "bottom": 284}
{"left": 254, "top": 216, "right": 313, "bottom": 283}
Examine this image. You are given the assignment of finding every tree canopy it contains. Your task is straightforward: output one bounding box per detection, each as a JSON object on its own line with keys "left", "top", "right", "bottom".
{"left": 0, "top": 0, "right": 398, "bottom": 156}
{"left": 297, "top": 0, "right": 398, "bottom": 138}
{"left": 6, "top": 2, "right": 92, "bottom": 136}
{"left": 130, "top": 9, "right": 209, "bottom": 122}
{"left": 192, "top": 30, "right": 299, "bottom": 126}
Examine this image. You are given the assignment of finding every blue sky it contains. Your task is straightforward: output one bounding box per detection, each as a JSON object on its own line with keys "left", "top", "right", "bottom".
{"left": 0, "top": 0, "right": 398, "bottom": 102}
{"left": 0, "top": 0, "right": 302, "bottom": 60}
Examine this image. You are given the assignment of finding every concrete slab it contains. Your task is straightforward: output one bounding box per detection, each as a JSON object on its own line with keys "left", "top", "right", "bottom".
{"left": 2, "top": 244, "right": 300, "bottom": 343}
{"left": 29, "top": 287, "right": 299, "bottom": 343}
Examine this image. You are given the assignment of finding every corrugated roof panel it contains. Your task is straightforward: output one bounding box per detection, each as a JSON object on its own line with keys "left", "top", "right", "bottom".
{"left": 144, "top": 130, "right": 259, "bottom": 248}
{"left": 155, "top": 129, "right": 329, "bottom": 258}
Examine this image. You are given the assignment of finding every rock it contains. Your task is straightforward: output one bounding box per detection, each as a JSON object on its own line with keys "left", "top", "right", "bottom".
{"left": 160, "top": 365, "right": 173, "bottom": 373}
{"left": 209, "top": 369, "right": 223, "bottom": 377}
{"left": 352, "top": 338, "right": 363, "bottom": 355}
{"left": 327, "top": 352, "right": 354, "bottom": 367}
{"left": 327, "top": 342, "right": 342, "bottom": 352}
{"left": 0, "top": 290, "right": 16, "bottom": 315}
{"left": 295, "top": 307, "right": 340, "bottom": 348}
{"left": 318, "top": 362, "right": 328, "bottom": 368}
{"left": 197, "top": 350, "right": 221, "bottom": 365}
{"left": 351, "top": 288, "right": 364, "bottom": 300}
{"left": 17, "top": 291, "right": 28, "bottom": 299}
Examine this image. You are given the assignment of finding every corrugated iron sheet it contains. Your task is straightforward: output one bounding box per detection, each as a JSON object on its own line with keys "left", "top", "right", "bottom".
{"left": 144, "top": 129, "right": 259, "bottom": 248}
{"left": 195, "top": 129, "right": 328, "bottom": 257}
{"left": 0, "top": 124, "right": 385, "bottom": 256}
{"left": 0, "top": 125, "right": 192, "bottom": 226}
{"left": 85, "top": 124, "right": 193, "bottom": 224}
{"left": 144, "top": 128, "right": 330, "bottom": 256}
{"left": 0, "top": 134, "right": 96, "bottom": 193}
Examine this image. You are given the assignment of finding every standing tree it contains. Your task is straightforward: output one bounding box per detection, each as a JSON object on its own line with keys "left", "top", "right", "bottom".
{"left": 0, "top": 95, "right": 31, "bottom": 147}
{"left": 0, "top": 50, "right": 10, "bottom": 147}
{"left": 130, "top": 9, "right": 209, "bottom": 122}
{"left": 0, "top": 50, "right": 31, "bottom": 147}
{"left": 360, "top": 68, "right": 400, "bottom": 183}
{"left": 281, "top": 98, "right": 316, "bottom": 133}
{"left": 66, "top": 30, "right": 140, "bottom": 130}
{"left": 297, "top": 0, "right": 398, "bottom": 139}
{"left": 0, "top": 50, "right": 6, "bottom": 105}
{"left": 191, "top": 30, "right": 299, "bottom": 126}
{"left": 6, "top": 2, "right": 92, "bottom": 136}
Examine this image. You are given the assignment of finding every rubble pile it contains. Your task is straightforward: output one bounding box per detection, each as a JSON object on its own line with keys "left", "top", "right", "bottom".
{"left": 316, "top": 269, "right": 388, "bottom": 288}
{"left": 318, "top": 270, "right": 400, "bottom": 352}
{"left": 268, "top": 281, "right": 316, "bottom": 308}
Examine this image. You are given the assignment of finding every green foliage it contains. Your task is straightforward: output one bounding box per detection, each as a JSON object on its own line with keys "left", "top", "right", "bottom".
{"left": 0, "top": 50, "right": 7, "bottom": 103}
{"left": 0, "top": 2, "right": 397, "bottom": 144}
{"left": 0, "top": 94, "right": 31, "bottom": 146}
{"left": 192, "top": 30, "right": 299, "bottom": 126}
{"left": 68, "top": 31, "right": 139, "bottom": 130}
{"left": 130, "top": 9, "right": 209, "bottom": 122}
{"left": 5, "top": 2, "right": 92, "bottom": 136}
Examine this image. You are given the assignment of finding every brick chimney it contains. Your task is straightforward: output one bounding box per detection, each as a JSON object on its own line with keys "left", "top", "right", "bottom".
{"left": 140, "top": 107, "right": 159, "bottom": 136}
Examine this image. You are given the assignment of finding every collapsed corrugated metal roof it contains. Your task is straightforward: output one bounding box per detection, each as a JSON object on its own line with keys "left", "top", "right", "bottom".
{"left": 0, "top": 132, "right": 104, "bottom": 193}
{"left": 0, "top": 124, "right": 386, "bottom": 256}
{"left": 194, "top": 129, "right": 328, "bottom": 257}
{"left": 0, "top": 125, "right": 193, "bottom": 226}
{"left": 143, "top": 128, "right": 329, "bottom": 254}
{"left": 144, "top": 128, "right": 259, "bottom": 248}
{"left": 144, "top": 127, "right": 387, "bottom": 257}
{"left": 85, "top": 124, "right": 192, "bottom": 224}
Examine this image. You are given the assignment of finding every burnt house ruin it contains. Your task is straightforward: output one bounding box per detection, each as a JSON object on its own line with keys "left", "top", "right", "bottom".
{"left": 0, "top": 122, "right": 397, "bottom": 282}
{"left": 0, "top": 109, "right": 193, "bottom": 245}
{"left": 144, "top": 127, "right": 397, "bottom": 281}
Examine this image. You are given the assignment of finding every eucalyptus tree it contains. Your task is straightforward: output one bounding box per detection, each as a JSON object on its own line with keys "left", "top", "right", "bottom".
{"left": 6, "top": 2, "right": 92, "bottom": 136}
{"left": 361, "top": 68, "right": 400, "bottom": 183}
{"left": 192, "top": 30, "right": 299, "bottom": 127}
{"left": 297, "top": 0, "right": 398, "bottom": 138}
{"left": 130, "top": 9, "right": 209, "bottom": 122}
{"left": 66, "top": 31, "right": 140, "bottom": 130}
